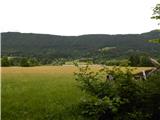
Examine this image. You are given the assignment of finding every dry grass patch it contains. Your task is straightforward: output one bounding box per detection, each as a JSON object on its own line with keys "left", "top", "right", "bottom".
{"left": 1, "top": 65, "right": 153, "bottom": 74}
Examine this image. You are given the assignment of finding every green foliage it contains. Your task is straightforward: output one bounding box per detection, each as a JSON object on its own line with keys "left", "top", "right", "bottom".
{"left": 20, "top": 58, "right": 30, "bottom": 67}
{"left": 1, "top": 56, "right": 69, "bottom": 66}
{"left": 129, "top": 54, "right": 153, "bottom": 67}
{"left": 20, "top": 57, "right": 39, "bottom": 67}
{"left": 52, "top": 58, "right": 65, "bottom": 65}
{"left": 151, "top": 4, "right": 160, "bottom": 20}
{"left": 1, "top": 56, "right": 10, "bottom": 66}
{"left": 151, "top": 3, "right": 160, "bottom": 43}
{"left": 143, "top": 73, "right": 160, "bottom": 119}
{"left": 75, "top": 65, "right": 160, "bottom": 120}
{"left": 78, "top": 96, "right": 123, "bottom": 120}
{"left": 28, "top": 58, "right": 39, "bottom": 66}
{"left": 129, "top": 54, "right": 140, "bottom": 66}
{"left": 2, "top": 31, "right": 160, "bottom": 60}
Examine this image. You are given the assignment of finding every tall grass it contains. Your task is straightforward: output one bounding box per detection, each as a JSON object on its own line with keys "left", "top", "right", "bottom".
{"left": 1, "top": 66, "right": 153, "bottom": 120}
{"left": 2, "top": 72, "right": 85, "bottom": 120}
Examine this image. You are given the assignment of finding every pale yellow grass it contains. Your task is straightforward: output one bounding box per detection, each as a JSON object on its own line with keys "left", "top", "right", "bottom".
{"left": 1, "top": 65, "right": 153, "bottom": 74}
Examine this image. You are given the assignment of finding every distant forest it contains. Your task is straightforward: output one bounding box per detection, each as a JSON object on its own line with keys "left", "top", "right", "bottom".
{"left": 1, "top": 30, "right": 160, "bottom": 61}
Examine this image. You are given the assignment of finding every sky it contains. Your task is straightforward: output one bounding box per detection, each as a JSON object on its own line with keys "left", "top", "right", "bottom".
{"left": 0, "top": 0, "right": 159, "bottom": 35}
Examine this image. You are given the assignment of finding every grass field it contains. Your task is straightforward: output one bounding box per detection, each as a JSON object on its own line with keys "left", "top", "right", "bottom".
{"left": 1, "top": 65, "right": 153, "bottom": 120}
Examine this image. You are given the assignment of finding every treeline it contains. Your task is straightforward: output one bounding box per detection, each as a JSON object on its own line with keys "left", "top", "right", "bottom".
{"left": 1, "top": 56, "right": 66, "bottom": 67}
{"left": 1, "top": 54, "right": 159, "bottom": 67}
{"left": 93, "top": 54, "right": 159, "bottom": 67}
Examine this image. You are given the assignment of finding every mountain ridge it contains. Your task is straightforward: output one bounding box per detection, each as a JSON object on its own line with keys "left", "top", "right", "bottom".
{"left": 2, "top": 29, "right": 160, "bottom": 36}
{"left": 1, "top": 30, "right": 160, "bottom": 59}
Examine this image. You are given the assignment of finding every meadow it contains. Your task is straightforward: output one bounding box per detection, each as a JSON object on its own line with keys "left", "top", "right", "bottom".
{"left": 1, "top": 66, "right": 153, "bottom": 120}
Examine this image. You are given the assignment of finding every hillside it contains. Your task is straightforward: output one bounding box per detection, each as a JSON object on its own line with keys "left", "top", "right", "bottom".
{"left": 1, "top": 30, "right": 160, "bottom": 59}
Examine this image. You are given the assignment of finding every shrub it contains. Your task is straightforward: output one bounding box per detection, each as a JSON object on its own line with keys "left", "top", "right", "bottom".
{"left": 20, "top": 58, "right": 30, "bottom": 67}
{"left": 129, "top": 54, "right": 153, "bottom": 67}
{"left": 1, "top": 56, "right": 10, "bottom": 67}
{"left": 75, "top": 65, "right": 160, "bottom": 120}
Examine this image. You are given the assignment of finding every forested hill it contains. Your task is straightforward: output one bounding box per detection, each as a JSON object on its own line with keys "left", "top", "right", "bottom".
{"left": 1, "top": 30, "right": 160, "bottom": 59}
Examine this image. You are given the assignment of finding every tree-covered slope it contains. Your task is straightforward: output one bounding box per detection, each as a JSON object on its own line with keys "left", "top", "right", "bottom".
{"left": 1, "top": 30, "right": 160, "bottom": 59}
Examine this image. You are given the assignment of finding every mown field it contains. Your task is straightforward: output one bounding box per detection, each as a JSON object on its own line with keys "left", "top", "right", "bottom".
{"left": 1, "top": 65, "right": 153, "bottom": 120}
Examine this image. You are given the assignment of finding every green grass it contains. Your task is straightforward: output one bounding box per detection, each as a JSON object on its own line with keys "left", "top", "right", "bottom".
{"left": 2, "top": 72, "right": 86, "bottom": 120}
{"left": 1, "top": 66, "right": 153, "bottom": 120}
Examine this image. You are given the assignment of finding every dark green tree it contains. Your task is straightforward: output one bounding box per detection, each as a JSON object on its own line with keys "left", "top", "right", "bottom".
{"left": 129, "top": 54, "right": 140, "bottom": 66}
{"left": 28, "top": 58, "right": 39, "bottom": 66}
{"left": 1, "top": 56, "right": 10, "bottom": 66}
{"left": 152, "top": 4, "right": 160, "bottom": 20}
{"left": 151, "top": 3, "right": 160, "bottom": 43}
{"left": 129, "top": 54, "right": 153, "bottom": 67}
{"left": 139, "top": 56, "right": 153, "bottom": 67}
{"left": 20, "top": 58, "right": 30, "bottom": 67}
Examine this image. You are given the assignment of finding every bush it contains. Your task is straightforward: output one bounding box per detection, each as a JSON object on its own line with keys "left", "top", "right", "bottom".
{"left": 75, "top": 65, "right": 160, "bottom": 120}
{"left": 20, "top": 58, "right": 30, "bottom": 67}
{"left": 1, "top": 56, "right": 10, "bottom": 66}
{"left": 129, "top": 54, "right": 153, "bottom": 67}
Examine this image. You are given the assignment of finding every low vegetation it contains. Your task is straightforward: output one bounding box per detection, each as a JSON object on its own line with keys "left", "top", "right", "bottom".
{"left": 128, "top": 54, "right": 153, "bottom": 67}
{"left": 1, "top": 53, "right": 159, "bottom": 67}
{"left": 2, "top": 67, "right": 83, "bottom": 120}
{"left": 2, "top": 66, "right": 156, "bottom": 120}
{"left": 75, "top": 65, "right": 160, "bottom": 120}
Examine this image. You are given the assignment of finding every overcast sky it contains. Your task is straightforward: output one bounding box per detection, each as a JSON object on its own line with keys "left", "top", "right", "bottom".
{"left": 1, "top": 0, "right": 159, "bottom": 35}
